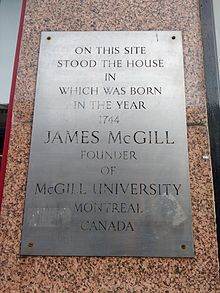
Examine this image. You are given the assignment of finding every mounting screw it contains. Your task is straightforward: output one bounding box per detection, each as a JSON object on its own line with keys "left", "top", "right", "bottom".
{"left": 28, "top": 242, "right": 34, "bottom": 248}
{"left": 172, "top": 36, "right": 176, "bottom": 40}
{"left": 181, "top": 244, "right": 186, "bottom": 250}
{"left": 47, "top": 36, "right": 51, "bottom": 40}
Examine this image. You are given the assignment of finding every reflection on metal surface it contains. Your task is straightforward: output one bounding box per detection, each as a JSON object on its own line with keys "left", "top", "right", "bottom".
{"left": 0, "top": 105, "right": 8, "bottom": 169}
{"left": 20, "top": 31, "right": 194, "bottom": 256}
{"left": 213, "top": 0, "right": 220, "bottom": 62}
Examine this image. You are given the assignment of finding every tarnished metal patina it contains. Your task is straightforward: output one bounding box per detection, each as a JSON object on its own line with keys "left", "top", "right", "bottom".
{"left": 20, "top": 31, "right": 194, "bottom": 256}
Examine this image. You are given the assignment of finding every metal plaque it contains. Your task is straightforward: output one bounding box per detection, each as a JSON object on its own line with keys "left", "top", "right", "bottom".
{"left": 20, "top": 31, "right": 194, "bottom": 256}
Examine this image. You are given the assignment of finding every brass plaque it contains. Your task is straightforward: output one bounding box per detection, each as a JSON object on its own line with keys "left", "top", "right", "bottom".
{"left": 20, "top": 31, "right": 194, "bottom": 256}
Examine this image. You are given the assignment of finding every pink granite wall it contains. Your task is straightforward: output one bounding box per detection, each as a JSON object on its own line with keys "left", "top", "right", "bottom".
{"left": 0, "top": 0, "right": 219, "bottom": 292}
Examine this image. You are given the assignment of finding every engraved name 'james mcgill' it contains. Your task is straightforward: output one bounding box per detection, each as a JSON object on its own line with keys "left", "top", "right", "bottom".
{"left": 43, "top": 130, "right": 174, "bottom": 144}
